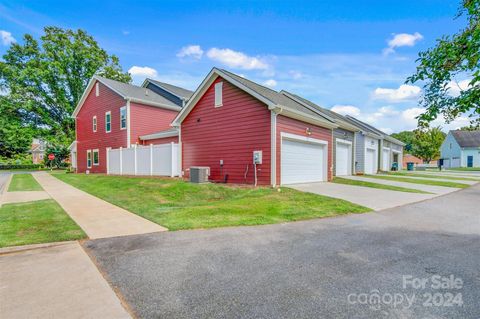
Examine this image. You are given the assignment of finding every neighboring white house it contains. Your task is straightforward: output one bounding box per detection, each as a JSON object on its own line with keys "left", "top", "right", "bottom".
{"left": 440, "top": 130, "right": 480, "bottom": 168}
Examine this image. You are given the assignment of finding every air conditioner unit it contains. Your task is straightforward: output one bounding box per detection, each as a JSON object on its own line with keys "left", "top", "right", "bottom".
{"left": 190, "top": 167, "right": 210, "bottom": 183}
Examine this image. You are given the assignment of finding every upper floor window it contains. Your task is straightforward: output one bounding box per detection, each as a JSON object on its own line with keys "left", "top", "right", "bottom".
{"left": 105, "top": 111, "right": 111, "bottom": 133}
{"left": 214, "top": 82, "right": 223, "bottom": 107}
{"left": 449, "top": 143, "right": 452, "bottom": 149}
{"left": 95, "top": 83, "right": 100, "bottom": 96}
{"left": 93, "top": 116, "right": 97, "bottom": 132}
{"left": 120, "top": 106, "right": 127, "bottom": 130}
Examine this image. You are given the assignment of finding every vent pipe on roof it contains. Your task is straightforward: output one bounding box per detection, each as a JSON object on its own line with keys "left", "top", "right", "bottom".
{"left": 145, "top": 89, "right": 149, "bottom": 96}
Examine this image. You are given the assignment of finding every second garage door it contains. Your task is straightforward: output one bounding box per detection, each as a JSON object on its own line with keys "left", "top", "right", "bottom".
{"left": 335, "top": 141, "right": 352, "bottom": 176}
{"left": 365, "top": 148, "right": 377, "bottom": 174}
{"left": 281, "top": 138, "right": 326, "bottom": 184}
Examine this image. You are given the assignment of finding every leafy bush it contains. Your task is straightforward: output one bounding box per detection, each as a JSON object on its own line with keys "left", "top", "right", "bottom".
{"left": 0, "top": 164, "right": 42, "bottom": 170}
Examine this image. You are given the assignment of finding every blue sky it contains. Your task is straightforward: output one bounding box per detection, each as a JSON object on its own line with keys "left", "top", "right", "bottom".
{"left": 0, "top": 0, "right": 469, "bottom": 133}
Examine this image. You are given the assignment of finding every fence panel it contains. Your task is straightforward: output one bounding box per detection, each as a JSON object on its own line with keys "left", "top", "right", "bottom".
{"left": 107, "top": 143, "right": 179, "bottom": 177}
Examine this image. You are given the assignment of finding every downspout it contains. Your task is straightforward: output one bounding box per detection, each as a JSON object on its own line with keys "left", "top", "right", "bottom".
{"left": 270, "top": 107, "right": 283, "bottom": 187}
{"left": 126, "top": 99, "right": 131, "bottom": 147}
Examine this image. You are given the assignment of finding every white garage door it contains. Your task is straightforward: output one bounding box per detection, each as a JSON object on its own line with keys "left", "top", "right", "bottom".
{"left": 382, "top": 149, "right": 390, "bottom": 171}
{"left": 365, "top": 148, "right": 376, "bottom": 174}
{"left": 335, "top": 142, "right": 351, "bottom": 176}
{"left": 281, "top": 138, "right": 325, "bottom": 184}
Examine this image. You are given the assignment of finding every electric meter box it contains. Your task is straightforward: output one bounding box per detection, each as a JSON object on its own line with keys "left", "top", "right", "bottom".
{"left": 253, "top": 150, "right": 263, "bottom": 164}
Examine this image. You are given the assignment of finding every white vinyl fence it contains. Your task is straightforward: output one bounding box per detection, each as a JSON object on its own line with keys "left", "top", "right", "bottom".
{"left": 107, "top": 143, "right": 180, "bottom": 177}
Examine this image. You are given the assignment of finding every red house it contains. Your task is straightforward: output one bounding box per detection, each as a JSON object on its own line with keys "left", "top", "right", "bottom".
{"left": 172, "top": 68, "right": 337, "bottom": 186}
{"left": 71, "top": 75, "right": 192, "bottom": 173}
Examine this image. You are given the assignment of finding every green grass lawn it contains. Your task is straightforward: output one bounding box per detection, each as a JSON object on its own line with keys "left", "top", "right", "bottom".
{"left": 366, "top": 174, "right": 469, "bottom": 188}
{"left": 8, "top": 173, "right": 43, "bottom": 191}
{"left": 0, "top": 199, "right": 86, "bottom": 248}
{"left": 51, "top": 172, "right": 370, "bottom": 230}
{"left": 332, "top": 177, "right": 431, "bottom": 194}
{"left": 387, "top": 171, "right": 480, "bottom": 182}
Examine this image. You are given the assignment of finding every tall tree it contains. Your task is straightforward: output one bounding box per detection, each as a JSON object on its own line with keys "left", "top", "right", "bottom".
{"left": 0, "top": 27, "right": 131, "bottom": 145}
{"left": 412, "top": 127, "right": 446, "bottom": 163}
{"left": 0, "top": 96, "right": 34, "bottom": 158}
{"left": 391, "top": 131, "right": 415, "bottom": 152}
{"left": 407, "top": 0, "right": 480, "bottom": 128}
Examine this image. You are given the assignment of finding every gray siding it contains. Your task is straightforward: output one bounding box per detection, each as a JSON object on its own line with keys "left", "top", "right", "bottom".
{"left": 146, "top": 83, "right": 184, "bottom": 107}
{"left": 332, "top": 128, "right": 355, "bottom": 175}
{"left": 355, "top": 133, "right": 365, "bottom": 173}
{"left": 391, "top": 143, "right": 403, "bottom": 152}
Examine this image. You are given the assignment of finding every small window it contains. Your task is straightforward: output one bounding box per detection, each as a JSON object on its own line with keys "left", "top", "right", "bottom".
{"left": 95, "top": 83, "right": 100, "bottom": 96}
{"left": 93, "top": 149, "right": 99, "bottom": 165}
{"left": 93, "top": 116, "right": 97, "bottom": 132}
{"left": 105, "top": 111, "right": 111, "bottom": 133}
{"left": 214, "top": 82, "right": 223, "bottom": 107}
{"left": 449, "top": 143, "right": 452, "bottom": 149}
{"left": 87, "top": 150, "right": 92, "bottom": 168}
{"left": 120, "top": 106, "right": 127, "bottom": 130}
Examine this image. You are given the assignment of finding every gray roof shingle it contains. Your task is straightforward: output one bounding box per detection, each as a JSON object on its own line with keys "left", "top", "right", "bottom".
{"left": 145, "top": 79, "right": 194, "bottom": 100}
{"left": 96, "top": 76, "right": 180, "bottom": 108}
{"left": 451, "top": 130, "right": 480, "bottom": 147}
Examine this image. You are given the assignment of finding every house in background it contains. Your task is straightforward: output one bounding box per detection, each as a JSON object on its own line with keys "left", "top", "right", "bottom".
{"left": 71, "top": 75, "right": 191, "bottom": 173}
{"left": 402, "top": 154, "right": 437, "bottom": 168}
{"left": 172, "top": 68, "right": 338, "bottom": 186}
{"left": 280, "top": 91, "right": 360, "bottom": 176}
{"left": 30, "top": 138, "right": 46, "bottom": 164}
{"left": 440, "top": 130, "right": 480, "bottom": 168}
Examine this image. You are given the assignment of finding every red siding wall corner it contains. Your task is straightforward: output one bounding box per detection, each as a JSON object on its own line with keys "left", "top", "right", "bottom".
{"left": 76, "top": 81, "right": 127, "bottom": 173}
{"left": 276, "top": 115, "right": 333, "bottom": 185}
{"left": 130, "top": 102, "right": 178, "bottom": 145}
{"left": 181, "top": 77, "right": 272, "bottom": 185}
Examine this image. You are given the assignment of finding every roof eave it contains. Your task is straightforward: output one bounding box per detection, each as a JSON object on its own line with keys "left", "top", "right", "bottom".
{"left": 127, "top": 97, "right": 182, "bottom": 111}
{"left": 271, "top": 105, "right": 338, "bottom": 129}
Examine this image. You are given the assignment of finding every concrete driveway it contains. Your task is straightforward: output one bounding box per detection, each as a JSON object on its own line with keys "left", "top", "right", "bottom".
{"left": 289, "top": 182, "right": 435, "bottom": 210}
{"left": 84, "top": 184, "right": 480, "bottom": 318}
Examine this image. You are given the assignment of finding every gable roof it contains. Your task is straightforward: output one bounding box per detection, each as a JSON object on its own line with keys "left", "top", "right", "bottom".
{"left": 345, "top": 115, "right": 405, "bottom": 146}
{"left": 142, "top": 79, "right": 194, "bottom": 100}
{"left": 72, "top": 75, "right": 182, "bottom": 117}
{"left": 280, "top": 91, "right": 360, "bottom": 132}
{"left": 451, "top": 130, "right": 480, "bottom": 147}
{"left": 172, "top": 68, "right": 337, "bottom": 129}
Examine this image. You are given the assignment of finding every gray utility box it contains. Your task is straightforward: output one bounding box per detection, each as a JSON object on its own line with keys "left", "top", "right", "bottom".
{"left": 190, "top": 167, "right": 210, "bottom": 183}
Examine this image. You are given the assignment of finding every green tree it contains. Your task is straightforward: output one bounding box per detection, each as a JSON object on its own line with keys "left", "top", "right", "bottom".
{"left": 0, "top": 26, "right": 131, "bottom": 145}
{"left": 391, "top": 131, "right": 416, "bottom": 152}
{"left": 411, "top": 127, "right": 446, "bottom": 163}
{"left": 44, "top": 144, "right": 69, "bottom": 168}
{"left": 0, "top": 96, "right": 34, "bottom": 158}
{"left": 407, "top": 0, "right": 480, "bottom": 127}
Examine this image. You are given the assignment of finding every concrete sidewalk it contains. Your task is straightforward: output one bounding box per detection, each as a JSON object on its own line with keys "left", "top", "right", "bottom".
{"left": 380, "top": 174, "right": 477, "bottom": 185}
{"left": 290, "top": 182, "right": 434, "bottom": 211}
{"left": 33, "top": 172, "right": 167, "bottom": 239}
{"left": 342, "top": 175, "right": 459, "bottom": 195}
{"left": 0, "top": 241, "right": 131, "bottom": 319}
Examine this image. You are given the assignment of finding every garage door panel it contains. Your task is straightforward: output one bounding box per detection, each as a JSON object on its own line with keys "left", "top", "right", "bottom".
{"left": 281, "top": 139, "right": 325, "bottom": 185}
{"left": 335, "top": 142, "right": 351, "bottom": 176}
{"left": 365, "top": 149, "right": 376, "bottom": 174}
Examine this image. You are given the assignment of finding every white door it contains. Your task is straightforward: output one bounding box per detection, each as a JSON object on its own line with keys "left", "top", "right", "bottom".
{"left": 365, "top": 148, "right": 376, "bottom": 174}
{"left": 335, "top": 142, "right": 351, "bottom": 176}
{"left": 281, "top": 138, "right": 325, "bottom": 184}
{"left": 382, "top": 149, "right": 390, "bottom": 171}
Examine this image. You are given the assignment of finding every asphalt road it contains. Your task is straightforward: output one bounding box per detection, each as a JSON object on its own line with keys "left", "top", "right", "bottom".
{"left": 0, "top": 172, "right": 10, "bottom": 194}
{"left": 85, "top": 184, "right": 480, "bottom": 318}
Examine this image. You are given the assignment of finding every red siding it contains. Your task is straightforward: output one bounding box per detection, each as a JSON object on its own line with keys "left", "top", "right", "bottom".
{"left": 141, "top": 136, "right": 179, "bottom": 145}
{"left": 276, "top": 115, "right": 333, "bottom": 184}
{"left": 181, "top": 77, "right": 271, "bottom": 185}
{"left": 76, "top": 81, "right": 127, "bottom": 173}
{"left": 130, "top": 102, "right": 178, "bottom": 145}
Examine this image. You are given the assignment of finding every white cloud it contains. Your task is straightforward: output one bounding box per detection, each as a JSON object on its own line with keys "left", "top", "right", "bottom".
{"left": 383, "top": 32, "right": 423, "bottom": 55}
{"left": 401, "top": 107, "right": 424, "bottom": 126}
{"left": 373, "top": 84, "right": 421, "bottom": 102}
{"left": 0, "top": 30, "right": 16, "bottom": 46}
{"left": 330, "top": 105, "right": 361, "bottom": 117}
{"left": 206, "top": 48, "right": 269, "bottom": 70}
{"left": 263, "top": 79, "right": 277, "bottom": 87}
{"left": 177, "top": 45, "right": 204, "bottom": 60}
{"left": 289, "top": 70, "right": 303, "bottom": 80}
{"left": 128, "top": 66, "right": 158, "bottom": 78}
{"left": 446, "top": 79, "right": 471, "bottom": 97}
{"left": 380, "top": 127, "right": 393, "bottom": 134}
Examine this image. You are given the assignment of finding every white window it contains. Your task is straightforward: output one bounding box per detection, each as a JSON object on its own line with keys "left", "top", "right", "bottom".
{"left": 87, "top": 150, "right": 92, "bottom": 168}
{"left": 95, "top": 83, "right": 100, "bottom": 96}
{"left": 214, "top": 82, "right": 223, "bottom": 107}
{"left": 120, "top": 106, "right": 127, "bottom": 130}
{"left": 105, "top": 111, "right": 111, "bottom": 133}
{"left": 93, "top": 149, "right": 99, "bottom": 165}
{"left": 93, "top": 116, "right": 97, "bottom": 132}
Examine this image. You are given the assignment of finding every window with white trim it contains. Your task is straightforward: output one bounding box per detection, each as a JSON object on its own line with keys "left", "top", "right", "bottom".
{"left": 120, "top": 106, "right": 127, "bottom": 130}
{"left": 87, "top": 150, "right": 92, "bottom": 168}
{"left": 95, "top": 83, "right": 100, "bottom": 96}
{"left": 93, "top": 116, "right": 97, "bottom": 132}
{"left": 214, "top": 82, "right": 223, "bottom": 107}
{"left": 93, "top": 149, "right": 99, "bottom": 165}
{"left": 105, "top": 111, "right": 111, "bottom": 133}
